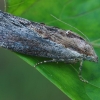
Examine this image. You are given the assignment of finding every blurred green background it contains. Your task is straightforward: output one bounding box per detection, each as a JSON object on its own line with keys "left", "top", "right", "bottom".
{"left": 0, "top": 0, "right": 70, "bottom": 100}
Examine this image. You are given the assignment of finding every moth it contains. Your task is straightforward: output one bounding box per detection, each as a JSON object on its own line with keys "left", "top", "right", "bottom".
{"left": 0, "top": 10, "right": 98, "bottom": 82}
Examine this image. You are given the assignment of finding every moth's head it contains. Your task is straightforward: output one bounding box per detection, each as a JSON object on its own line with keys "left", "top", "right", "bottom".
{"left": 65, "top": 30, "right": 98, "bottom": 62}
{"left": 83, "top": 43, "right": 98, "bottom": 62}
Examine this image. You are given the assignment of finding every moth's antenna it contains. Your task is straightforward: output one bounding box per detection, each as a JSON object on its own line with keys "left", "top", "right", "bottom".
{"left": 4, "top": 0, "right": 6, "bottom": 11}
{"left": 91, "top": 38, "right": 100, "bottom": 43}
{"left": 91, "top": 38, "right": 100, "bottom": 47}
{"left": 5, "top": 1, "right": 25, "bottom": 8}
{"left": 51, "top": 14, "right": 90, "bottom": 42}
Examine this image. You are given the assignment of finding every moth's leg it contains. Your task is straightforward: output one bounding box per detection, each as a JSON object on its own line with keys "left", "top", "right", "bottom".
{"left": 79, "top": 61, "right": 83, "bottom": 78}
{"left": 78, "top": 60, "right": 88, "bottom": 83}
{"left": 33, "top": 59, "right": 58, "bottom": 67}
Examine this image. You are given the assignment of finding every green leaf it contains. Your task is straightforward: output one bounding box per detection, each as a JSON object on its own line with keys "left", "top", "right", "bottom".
{"left": 5, "top": 0, "right": 100, "bottom": 100}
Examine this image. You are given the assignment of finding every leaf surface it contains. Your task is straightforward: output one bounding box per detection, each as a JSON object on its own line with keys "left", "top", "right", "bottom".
{"left": 5, "top": 0, "right": 100, "bottom": 100}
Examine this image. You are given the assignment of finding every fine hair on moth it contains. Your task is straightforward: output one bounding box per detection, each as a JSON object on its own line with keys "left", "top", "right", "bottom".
{"left": 0, "top": 10, "right": 98, "bottom": 83}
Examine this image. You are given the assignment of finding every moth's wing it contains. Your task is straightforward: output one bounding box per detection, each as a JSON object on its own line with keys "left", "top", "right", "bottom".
{"left": 0, "top": 11, "right": 83, "bottom": 62}
{"left": 0, "top": 26, "right": 83, "bottom": 62}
